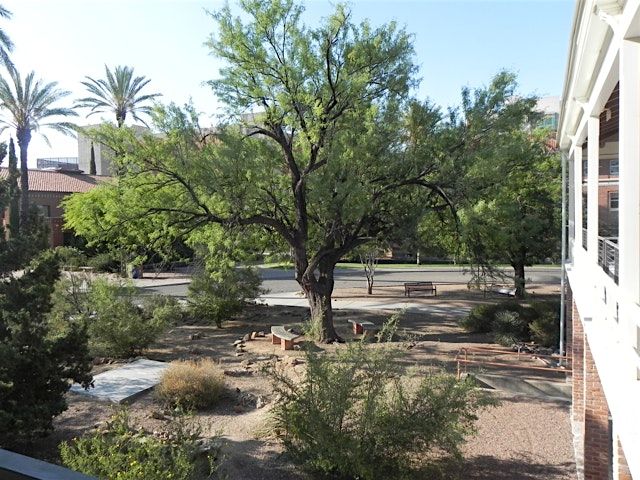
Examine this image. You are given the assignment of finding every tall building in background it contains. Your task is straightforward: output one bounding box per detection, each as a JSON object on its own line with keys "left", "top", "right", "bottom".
{"left": 558, "top": 1, "right": 639, "bottom": 479}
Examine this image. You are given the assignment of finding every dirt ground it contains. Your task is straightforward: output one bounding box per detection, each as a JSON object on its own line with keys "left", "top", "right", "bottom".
{"left": 30, "top": 283, "right": 575, "bottom": 479}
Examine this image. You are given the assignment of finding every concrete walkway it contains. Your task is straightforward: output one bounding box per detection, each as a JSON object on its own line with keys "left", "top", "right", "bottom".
{"left": 70, "top": 359, "right": 169, "bottom": 404}
{"left": 256, "top": 291, "right": 471, "bottom": 315}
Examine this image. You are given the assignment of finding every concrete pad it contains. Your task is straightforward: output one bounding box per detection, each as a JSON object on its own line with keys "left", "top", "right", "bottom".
{"left": 71, "top": 358, "right": 169, "bottom": 404}
{"left": 256, "top": 291, "right": 471, "bottom": 315}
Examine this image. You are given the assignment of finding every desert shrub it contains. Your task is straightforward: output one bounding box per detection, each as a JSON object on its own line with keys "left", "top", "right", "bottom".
{"left": 142, "top": 294, "right": 186, "bottom": 325}
{"left": 529, "top": 307, "right": 560, "bottom": 348}
{"left": 460, "top": 301, "right": 527, "bottom": 334}
{"left": 55, "top": 246, "right": 87, "bottom": 270}
{"left": 155, "top": 359, "right": 226, "bottom": 409}
{"left": 188, "top": 264, "right": 262, "bottom": 327}
{"left": 459, "top": 303, "right": 500, "bottom": 333}
{"left": 86, "top": 251, "right": 120, "bottom": 273}
{"left": 0, "top": 251, "right": 92, "bottom": 448}
{"left": 60, "top": 409, "right": 210, "bottom": 480}
{"left": 87, "top": 279, "right": 169, "bottom": 357}
{"left": 491, "top": 310, "right": 529, "bottom": 346}
{"left": 271, "top": 343, "right": 488, "bottom": 479}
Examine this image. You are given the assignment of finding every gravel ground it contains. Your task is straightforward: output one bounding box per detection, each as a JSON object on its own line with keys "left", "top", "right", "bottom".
{"left": 460, "top": 393, "right": 576, "bottom": 480}
{"left": 29, "top": 285, "right": 575, "bottom": 479}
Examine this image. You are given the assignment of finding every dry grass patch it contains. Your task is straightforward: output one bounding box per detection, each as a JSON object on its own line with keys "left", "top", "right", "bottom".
{"left": 156, "top": 359, "right": 226, "bottom": 409}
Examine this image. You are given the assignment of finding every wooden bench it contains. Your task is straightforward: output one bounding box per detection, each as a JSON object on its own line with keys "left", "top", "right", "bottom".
{"left": 404, "top": 281, "right": 437, "bottom": 297}
{"left": 347, "top": 319, "right": 377, "bottom": 335}
{"left": 271, "top": 326, "right": 302, "bottom": 350}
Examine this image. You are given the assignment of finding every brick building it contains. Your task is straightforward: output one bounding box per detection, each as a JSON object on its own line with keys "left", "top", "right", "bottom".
{"left": 559, "top": 1, "right": 639, "bottom": 479}
{"left": 0, "top": 168, "right": 107, "bottom": 247}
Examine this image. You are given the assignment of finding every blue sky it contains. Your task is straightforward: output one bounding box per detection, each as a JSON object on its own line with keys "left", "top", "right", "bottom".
{"left": 2, "top": 0, "right": 574, "bottom": 165}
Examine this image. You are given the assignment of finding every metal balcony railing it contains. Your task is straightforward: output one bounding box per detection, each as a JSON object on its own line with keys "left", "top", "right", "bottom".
{"left": 582, "top": 228, "right": 588, "bottom": 250}
{"left": 36, "top": 157, "right": 79, "bottom": 170}
{"left": 0, "top": 448, "right": 95, "bottom": 479}
{"left": 598, "top": 236, "right": 619, "bottom": 283}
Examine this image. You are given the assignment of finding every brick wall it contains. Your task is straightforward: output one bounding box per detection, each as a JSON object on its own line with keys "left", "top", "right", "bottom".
{"left": 583, "top": 339, "right": 611, "bottom": 480}
{"left": 616, "top": 438, "right": 632, "bottom": 480}
{"left": 570, "top": 294, "right": 634, "bottom": 479}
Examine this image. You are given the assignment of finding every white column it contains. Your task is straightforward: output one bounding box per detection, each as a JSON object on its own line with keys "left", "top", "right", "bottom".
{"left": 574, "top": 145, "right": 584, "bottom": 252}
{"left": 587, "top": 116, "right": 600, "bottom": 262}
{"left": 619, "top": 39, "right": 640, "bottom": 301}
{"left": 568, "top": 153, "right": 575, "bottom": 255}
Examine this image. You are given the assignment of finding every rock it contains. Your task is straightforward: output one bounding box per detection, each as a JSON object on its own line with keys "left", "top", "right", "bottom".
{"left": 150, "top": 410, "right": 168, "bottom": 421}
{"left": 240, "top": 359, "right": 253, "bottom": 367}
{"left": 250, "top": 331, "right": 258, "bottom": 340}
{"left": 189, "top": 332, "right": 203, "bottom": 340}
{"left": 257, "top": 331, "right": 266, "bottom": 337}
{"left": 234, "top": 352, "right": 244, "bottom": 357}
{"left": 256, "top": 396, "right": 267, "bottom": 409}
{"left": 293, "top": 344, "right": 301, "bottom": 351}
{"left": 223, "top": 369, "right": 254, "bottom": 377}
{"left": 195, "top": 438, "right": 221, "bottom": 455}
{"left": 233, "top": 340, "right": 243, "bottom": 346}
{"left": 254, "top": 355, "right": 275, "bottom": 362}
{"left": 188, "top": 346, "right": 202, "bottom": 354}
{"left": 233, "top": 404, "right": 243, "bottom": 414}
{"left": 242, "top": 333, "right": 251, "bottom": 342}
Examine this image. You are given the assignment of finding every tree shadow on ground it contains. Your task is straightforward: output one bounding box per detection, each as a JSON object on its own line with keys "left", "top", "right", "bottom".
{"left": 454, "top": 455, "right": 575, "bottom": 480}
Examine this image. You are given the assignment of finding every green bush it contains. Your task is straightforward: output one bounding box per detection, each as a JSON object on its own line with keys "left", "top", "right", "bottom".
{"left": 188, "top": 264, "right": 262, "bottom": 327}
{"left": 141, "top": 294, "right": 186, "bottom": 325}
{"left": 459, "top": 303, "right": 501, "bottom": 333}
{"left": 60, "top": 410, "right": 209, "bottom": 480}
{"left": 86, "top": 252, "right": 120, "bottom": 273}
{"left": 87, "top": 280, "right": 169, "bottom": 357}
{"left": 491, "top": 310, "right": 528, "bottom": 346}
{"left": 155, "top": 359, "right": 226, "bottom": 409}
{"left": 54, "top": 246, "right": 87, "bottom": 270}
{"left": 0, "top": 252, "right": 92, "bottom": 448}
{"left": 530, "top": 311, "right": 560, "bottom": 347}
{"left": 271, "top": 343, "right": 488, "bottom": 479}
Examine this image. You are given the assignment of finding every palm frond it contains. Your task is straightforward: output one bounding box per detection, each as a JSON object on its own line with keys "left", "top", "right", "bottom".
{"left": 77, "top": 64, "right": 161, "bottom": 126}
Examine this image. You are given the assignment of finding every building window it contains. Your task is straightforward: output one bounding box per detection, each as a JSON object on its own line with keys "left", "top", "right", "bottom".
{"left": 609, "top": 159, "right": 619, "bottom": 176}
{"left": 35, "top": 205, "right": 50, "bottom": 218}
{"left": 608, "top": 192, "right": 619, "bottom": 211}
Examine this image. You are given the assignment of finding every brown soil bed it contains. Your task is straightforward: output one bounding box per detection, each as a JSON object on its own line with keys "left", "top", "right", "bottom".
{"left": 27, "top": 285, "right": 574, "bottom": 479}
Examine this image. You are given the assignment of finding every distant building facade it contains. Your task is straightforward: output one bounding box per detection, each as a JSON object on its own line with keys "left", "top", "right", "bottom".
{"left": 558, "top": 1, "right": 639, "bottom": 479}
{"left": 0, "top": 168, "right": 107, "bottom": 247}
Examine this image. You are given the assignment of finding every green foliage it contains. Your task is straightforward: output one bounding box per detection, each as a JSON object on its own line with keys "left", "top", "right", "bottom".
{"left": 460, "top": 301, "right": 524, "bottom": 334}
{"left": 461, "top": 300, "right": 560, "bottom": 348}
{"left": 0, "top": 207, "right": 50, "bottom": 276}
{"left": 0, "top": 251, "right": 92, "bottom": 447}
{"left": 528, "top": 301, "right": 560, "bottom": 347}
{"left": 141, "top": 294, "right": 186, "bottom": 325}
{"left": 491, "top": 310, "right": 528, "bottom": 346}
{"left": 271, "top": 343, "right": 488, "bottom": 479}
{"left": 60, "top": 409, "right": 206, "bottom": 480}
{"left": 49, "top": 276, "right": 170, "bottom": 358}
{"left": 187, "top": 263, "right": 262, "bottom": 327}
{"left": 76, "top": 65, "right": 162, "bottom": 127}
{"left": 87, "top": 279, "right": 169, "bottom": 357}
{"left": 55, "top": 246, "right": 87, "bottom": 270}
{"left": 86, "top": 251, "right": 121, "bottom": 273}
{"left": 155, "top": 359, "right": 226, "bottom": 410}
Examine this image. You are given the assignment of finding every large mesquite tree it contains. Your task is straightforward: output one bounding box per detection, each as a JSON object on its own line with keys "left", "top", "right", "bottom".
{"left": 65, "top": 1, "right": 537, "bottom": 342}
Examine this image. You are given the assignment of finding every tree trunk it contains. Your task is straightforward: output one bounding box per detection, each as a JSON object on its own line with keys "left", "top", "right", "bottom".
{"left": 512, "top": 260, "right": 526, "bottom": 298}
{"left": 17, "top": 128, "right": 31, "bottom": 230}
{"left": 299, "top": 259, "right": 342, "bottom": 343}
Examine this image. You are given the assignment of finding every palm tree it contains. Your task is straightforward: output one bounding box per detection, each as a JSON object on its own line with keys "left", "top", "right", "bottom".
{"left": 0, "top": 5, "right": 14, "bottom": 68}
{"left": 76, "top": 65, "right": 161, "bottom": 127}
{"left": 0, "top": 68, "right": 77, "bottom": 227}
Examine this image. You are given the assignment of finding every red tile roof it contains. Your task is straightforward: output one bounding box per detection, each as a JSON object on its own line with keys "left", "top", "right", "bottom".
{"left": 0, "top": 168, "right": 109, "bottom": 193}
